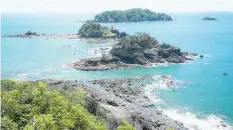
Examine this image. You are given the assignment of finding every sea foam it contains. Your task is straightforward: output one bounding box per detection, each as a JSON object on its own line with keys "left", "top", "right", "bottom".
{"left": 163, "top": 109, "right": 233, "bottom": 130}
{"left": 145, "top": 75, "right": 232, "bottom": 130}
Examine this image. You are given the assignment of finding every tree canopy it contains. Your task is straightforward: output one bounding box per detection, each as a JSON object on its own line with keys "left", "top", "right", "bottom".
{"left": 1, "top": 80, "right": 106, "bottom": 130}
{"left": 1, "top": 80, "right": 136, "bottom": 130}
{"left": 95, "top": 8, "right": 172, "bottom": 22}
{"left": 78, "top": 22, "right": 127, "bottom": 38}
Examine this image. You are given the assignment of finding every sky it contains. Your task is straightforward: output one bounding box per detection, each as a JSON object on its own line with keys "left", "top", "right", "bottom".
{"left": 0, "top": 0, "right": 233, "bottom": 13}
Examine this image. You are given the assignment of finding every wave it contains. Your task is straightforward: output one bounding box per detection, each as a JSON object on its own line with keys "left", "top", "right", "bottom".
{"left": 163, "top": 109, "right": 233, "bottom": 130}
{"left": 145, "top": 75, "right": 232, "bottom": 130}
{"left": 144, "top": 84, "right": 165, "bottom": 104}
{"left": 145, "top": 62, "right": 169, "bottom": 68}
{"left": 149, "top": 75, "right": 193, "bottom": 90}
{"left": 16, "top": 67, "right": 61, "bottom": 79}
{"left": 88, "top": 47, "right": 112, "bottom": 57}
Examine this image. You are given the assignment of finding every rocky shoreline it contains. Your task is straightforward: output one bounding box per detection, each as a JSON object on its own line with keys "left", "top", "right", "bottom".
{"left": 73, "top": 33, "right": 199, "bottom": 71}
{"left": 40, "top": 77, "right": 188, "bottom": 130}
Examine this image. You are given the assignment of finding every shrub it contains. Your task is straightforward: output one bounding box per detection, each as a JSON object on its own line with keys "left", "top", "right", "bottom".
{"left": 1, "top": 80, "right": 106, "bottom": 130}
{"left": 117, "top": 120, "right": 136, "bottom": 130}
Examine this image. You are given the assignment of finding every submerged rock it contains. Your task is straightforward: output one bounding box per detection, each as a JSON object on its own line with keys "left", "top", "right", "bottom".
{"left": 199, "top": 55, "right": 204, "bottom": 58}
{"left": 223, "top": 73, "right": 227, "bottom": 76}
{"left": 73, "top": 33, "right": 196, "bottom": 71}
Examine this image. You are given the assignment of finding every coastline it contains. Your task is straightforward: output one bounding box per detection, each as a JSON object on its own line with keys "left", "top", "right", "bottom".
{"left": 40, "top": 77, "right": 188, "bottom": 130}
{"left": 1, "top": 34, "right": 119, "bottom": 44}
{"left": 38, "top": 76, "right": 233, "bottom": 130}
{"left": 2, "top": 12, "right": 233, "bottom": 130}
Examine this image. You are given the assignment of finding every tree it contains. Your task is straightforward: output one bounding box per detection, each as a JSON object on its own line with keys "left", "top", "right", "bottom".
{"left": 117, "top": 120, "right": 135, "bottom": 130}
{"left": 1, "top": 80, "right": 106, "bottom": 130}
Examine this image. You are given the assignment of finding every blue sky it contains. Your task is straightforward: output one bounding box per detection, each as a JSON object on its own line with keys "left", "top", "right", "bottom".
{"left": 0, "top": 0, "right": 233, "bottom": 13}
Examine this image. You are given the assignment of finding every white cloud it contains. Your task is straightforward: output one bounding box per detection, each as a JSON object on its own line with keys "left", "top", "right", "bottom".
{"left": 0, "top": 0, "right": 233, "bottom": 13}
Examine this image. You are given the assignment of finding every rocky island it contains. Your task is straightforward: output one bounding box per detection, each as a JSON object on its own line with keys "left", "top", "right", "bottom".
{"left": 2, "top": 22, "right": 127, "bottom": 44}
{"left": 73, "top": 33, "right": 196, "bottom": 71}
{"left": 94, "top": 8, "right": 172, "bottom": 22}
{"left": 78, "top": 22, "right": 127, "bottom": 38}
{"left": 202, "top": 17, "right": 218, "bottom": 20}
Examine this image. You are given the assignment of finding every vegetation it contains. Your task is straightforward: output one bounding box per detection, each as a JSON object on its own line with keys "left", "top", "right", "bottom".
{"left": 78, "top": 22, "right": 126, "bottom": 38}
{"left": 95, "top": 8, "right": 172, "bottom": 22}
{"left": 117, "top": 120, "right": 136, "bottom": 130}
{"left": 1, "top": 80, "right": 106, "bottom": 130}
{"left": 1, "top": 80, "right": 136, "bottom": 130}
{"left": 112, "top": 33, "right": 158, "bottom": 53}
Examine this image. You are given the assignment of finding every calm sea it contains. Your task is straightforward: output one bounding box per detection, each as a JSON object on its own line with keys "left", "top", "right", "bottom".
{"left": 1, "top": 12, "right": 233, "bottom": 130}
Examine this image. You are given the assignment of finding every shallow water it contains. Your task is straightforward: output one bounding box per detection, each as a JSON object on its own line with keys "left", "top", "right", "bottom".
{"left": 1, "top": 12, "right": 233, "bottom": 129}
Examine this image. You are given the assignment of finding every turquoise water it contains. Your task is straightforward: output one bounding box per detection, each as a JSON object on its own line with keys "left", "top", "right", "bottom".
{"left": 1, "top": 13, "right": 233, "bottom": 129}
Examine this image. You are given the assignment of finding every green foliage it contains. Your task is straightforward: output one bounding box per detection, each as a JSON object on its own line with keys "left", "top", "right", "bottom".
{"left": 60, "top": 88, "right": 87, "bottom": 106}
{"left": 95, "top": 8, "right": 172, "bottom": 22}
{"left": 166, "top": 128, "right": 175, "bottom": 130}
{"left": 1, "top": 80, "right": 106, "bottom": 130}
{"left": 103, "top": 29, "right": 117, "bottom": 38}
{"left": 1, "top": 117, "right": 18, "bottom": 130}
{"left": 117, "top": 120, "right": 136, "bottom": 130}
{"left": 78, "top": 22, "right": 126, "bottom": 38}
{"left": 78, "top": 22, "right": 104, "bottom": 38}
{"left": 114, "top": 33, "right": 158, "bottom": 53}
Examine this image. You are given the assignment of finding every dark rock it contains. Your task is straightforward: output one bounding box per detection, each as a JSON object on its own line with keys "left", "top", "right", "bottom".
{"left": 202, "top": 17, "right": 218, "bottom": 20}
{"left": 200, "top": 55, "right": 204, "bottom": 58}
{"left": 119, "top": 32, "right": 127, "bottom": 38}
{"left": 41, "top": 77, "right": 188, "bottom": 130}
{"left": 73, "top": 33, "right": 196, "bottom": 71}
{"left": 24, "top": 31, "right": 38, "bottom": 36}
{"left": 223, "top": 73, "right": 227, "bottom": 76}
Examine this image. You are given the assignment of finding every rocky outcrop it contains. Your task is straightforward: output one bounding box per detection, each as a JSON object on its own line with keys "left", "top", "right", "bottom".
{"left": 78, "top": 22, "right": 127, "bottom": 38}
{"left": 24, "top": 31, "right": 39, "bottom": 36}
{"left": 40, "top": 77, "right": 188, "bottom": 130}
{"left": 73, "top": 33, "right": 196, "bottom": 71}
{"left": 202, "top": 17, "right": 218, "bottom": 20}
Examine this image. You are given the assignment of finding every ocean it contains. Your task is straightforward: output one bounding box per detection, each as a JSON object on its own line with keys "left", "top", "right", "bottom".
{"left": 1, "top": 12, "right": 233, "bottom": 130}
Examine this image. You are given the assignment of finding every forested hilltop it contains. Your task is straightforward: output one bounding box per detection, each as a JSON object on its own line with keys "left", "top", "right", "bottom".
{"left": 94, "top": 8, "right": 172, "bottom": 22}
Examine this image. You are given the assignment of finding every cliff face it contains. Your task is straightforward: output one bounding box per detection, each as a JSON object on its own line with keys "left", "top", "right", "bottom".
{"left": 94, "top": 8, "right": 172, "bottom": 22}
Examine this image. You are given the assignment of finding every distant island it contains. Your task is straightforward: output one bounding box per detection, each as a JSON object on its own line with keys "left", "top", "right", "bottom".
{"left": 94, "top": 8, "right": 172, "bottom": 22}
{"left": 202, "top": 17, "right": 218, "bottom": 20}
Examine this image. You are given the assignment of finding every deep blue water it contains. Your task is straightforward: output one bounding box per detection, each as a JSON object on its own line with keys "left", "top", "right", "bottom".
{"left": 1, "top": 13, "right": 233, "bottom": 129}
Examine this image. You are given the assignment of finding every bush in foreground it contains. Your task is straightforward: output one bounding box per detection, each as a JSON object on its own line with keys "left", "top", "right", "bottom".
{"left": 1, "top": 80, "right": 106, "bottom": 130}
